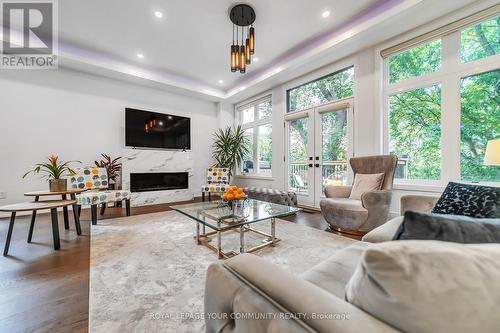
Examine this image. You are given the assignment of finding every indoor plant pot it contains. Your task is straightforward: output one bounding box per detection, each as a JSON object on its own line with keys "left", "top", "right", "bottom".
{"left": 49, "top": 178, "right": 67, "bottom": 192}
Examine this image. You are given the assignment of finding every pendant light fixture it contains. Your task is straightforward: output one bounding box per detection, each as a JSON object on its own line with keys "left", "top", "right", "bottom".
{"left": 229, "top": 4, "right": 256, "bottom": 74}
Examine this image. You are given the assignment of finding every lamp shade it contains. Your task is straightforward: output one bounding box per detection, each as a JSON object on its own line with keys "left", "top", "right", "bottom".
{"left": 484, "top": 139, "right": 500, "bottom": 166}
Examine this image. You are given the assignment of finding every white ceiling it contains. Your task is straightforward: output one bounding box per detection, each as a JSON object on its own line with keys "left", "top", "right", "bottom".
{"left": 2, "top": 0, "right": 491, "bottom": 101}
{"left": 59, "top": 0, "right": 379, "bottom": 92}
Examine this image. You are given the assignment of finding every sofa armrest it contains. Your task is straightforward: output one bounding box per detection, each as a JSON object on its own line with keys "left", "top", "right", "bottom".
{"left": 325, "top": 185, "right": 352, "bottom": 198}
{"left": 360, "top": 190, "right": 392, "bottom": 210}
{"left": 400, "top": 195, "right": 439, "bottom": 215}
{"left": 205, "top": 254, "right": 399, "bottom": 333}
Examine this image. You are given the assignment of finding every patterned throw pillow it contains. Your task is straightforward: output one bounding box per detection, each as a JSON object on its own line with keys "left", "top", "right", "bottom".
{"left": 432, "top": 182, "right": 500, "bottom": 218}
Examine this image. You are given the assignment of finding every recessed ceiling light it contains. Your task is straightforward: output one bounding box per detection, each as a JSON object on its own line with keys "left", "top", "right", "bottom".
{"left": 137, "top": 53, "right": 144, "bottom": 59}
{"left": 253, "top": 57, "right": 259, "bottom": 62}
{"left": 322, "top": 10, "right": 330, "bottom": 18}
{"left": 154, "top": 11, "right": 163, "bottom": 18}
{"left": 218, "top": 80, "right": 224, "bottom": 84}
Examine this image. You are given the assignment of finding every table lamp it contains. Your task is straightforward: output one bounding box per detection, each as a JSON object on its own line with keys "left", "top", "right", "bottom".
{"left": 484, "top": 139, "right": 500, "bottom": 166}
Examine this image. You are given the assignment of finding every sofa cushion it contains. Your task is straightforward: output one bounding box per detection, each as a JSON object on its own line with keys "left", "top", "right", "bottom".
{"left": 393, "top": 211, "right": 500, "bottom": 243}
{"left": 432, "top": 182, "right": 500, "bottom": 218}
{"left": 349, "top": 173, "right": 384, "bottom": 200}
{"left": 345, "top": 240, "right": 500, "bottom": 333}
{"left": 362, "top": 216, "right": 403, "bottom": 243}
{"left": 301, "top": 242, "right": 370, "bottom": 298}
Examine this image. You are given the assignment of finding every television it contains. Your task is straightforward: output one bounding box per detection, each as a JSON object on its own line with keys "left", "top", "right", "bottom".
{"left": 125, "top": 108, "right": 191, "bottom": 150}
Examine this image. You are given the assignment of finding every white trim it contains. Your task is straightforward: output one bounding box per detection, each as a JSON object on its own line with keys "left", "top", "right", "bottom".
{"left": 380, "top": 4, "right": 500, "bottom": 58}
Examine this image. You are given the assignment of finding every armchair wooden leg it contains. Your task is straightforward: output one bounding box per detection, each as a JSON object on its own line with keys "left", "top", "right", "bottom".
{"left": 125, "top": 199, "right": 131, "bottom": 216}
{"left": 91, "top": 205, "right": 98, "bottom": 225}
{"left": 208, "top": 192, "right": 211, "bottom": 202}
{"left": 100, "top": 204, "right": 106, "bottom": 216}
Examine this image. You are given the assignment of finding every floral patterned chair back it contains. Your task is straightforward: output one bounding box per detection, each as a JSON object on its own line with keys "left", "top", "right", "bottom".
{"left": 206, "top": 167, "right": 229, "bottom": 185}
{"left": 68, "top": 167, "right": 109, "bottom": 190}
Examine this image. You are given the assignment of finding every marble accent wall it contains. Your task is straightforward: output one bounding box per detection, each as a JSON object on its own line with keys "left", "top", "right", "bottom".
{"left": 121, "top": 149, "right": 195, "bottom": 206}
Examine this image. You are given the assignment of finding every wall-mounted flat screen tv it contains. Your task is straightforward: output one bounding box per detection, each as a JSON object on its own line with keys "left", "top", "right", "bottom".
{"left": 125, "top": 108, "right": 191, "bottom": 150}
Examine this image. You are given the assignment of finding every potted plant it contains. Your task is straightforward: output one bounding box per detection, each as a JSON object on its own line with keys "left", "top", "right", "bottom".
{"left": 23, "top": 155, "right": 81, "bottom": 192}
{"left": 212, "top": 125, "right": 250, "bottom": 180}
{"left": 94, "top": 154, "right": 122, "bottom": 189}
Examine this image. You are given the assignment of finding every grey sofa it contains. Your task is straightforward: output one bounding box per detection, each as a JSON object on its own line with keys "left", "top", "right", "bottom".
{"left": 362, "top": 194, "right": 439, "bottom": 243}
{"left": 243, "top": 187, "right": 297, "bottom": 206}
{"left": 320, "top": 155, "right": 397, "bottom": 235}
{"left": 205, "top": 244, "right": 398, "bottom": 333}
{"left": 204, "top": 195, "right": 439, "bottom": 333}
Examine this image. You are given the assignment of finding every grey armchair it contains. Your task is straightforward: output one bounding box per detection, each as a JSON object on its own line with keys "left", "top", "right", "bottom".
{"left": 320, "top": 155, "right": 397, "bottom": 235}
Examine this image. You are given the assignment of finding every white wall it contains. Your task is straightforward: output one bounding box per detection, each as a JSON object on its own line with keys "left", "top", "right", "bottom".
{"left": 0, "top": 68, "right": 217, "bottom": 209}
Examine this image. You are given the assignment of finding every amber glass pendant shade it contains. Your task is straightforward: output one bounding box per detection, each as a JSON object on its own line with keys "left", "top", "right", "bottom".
{"left": 231, "top": 45, "right": 237, "bottom": 72}
{"left": 249, "top": 27, "right": 255, "bottom": 54}
{"left": 245, "top": 39, "right": 251, "bottom": 64}
{"left": 239, "top": 45, "right": 246, "bottom": 73}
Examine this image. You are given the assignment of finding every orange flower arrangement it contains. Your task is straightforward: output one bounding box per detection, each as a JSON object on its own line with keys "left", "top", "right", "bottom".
{"left": 222, "top": 186, "right": 246, "bottom": 201}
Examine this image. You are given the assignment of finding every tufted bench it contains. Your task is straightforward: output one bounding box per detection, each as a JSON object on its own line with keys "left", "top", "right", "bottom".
{"left": 242, "top": 187, "right": 297, "bottom": 207}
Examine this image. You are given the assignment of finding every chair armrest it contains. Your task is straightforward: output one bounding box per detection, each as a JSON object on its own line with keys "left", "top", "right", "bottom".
{"left": 211, "top": 254, "right": 399, "bottom": 333}
{"left": 400, "top": 195, "right": 439, "bottom": 215}
{"left": 360, "top": 190, "right": 392, "bottom": 210}
{"left": 324, "top": 185, "right": 352, "bottom": 198}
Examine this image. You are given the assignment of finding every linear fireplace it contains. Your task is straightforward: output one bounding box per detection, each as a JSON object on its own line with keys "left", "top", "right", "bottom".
{"left": 130, "top": 172, "right": 189, "bottom": 193}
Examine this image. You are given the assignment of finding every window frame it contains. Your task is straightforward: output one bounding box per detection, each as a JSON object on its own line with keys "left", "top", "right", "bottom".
{"left": 382, "top": 15, "right": 500, "bottom": 187}
{"left": 236, "top": 95, "right": 273, "bottom": 177}
{"left": 286, "top": 66, "right": 354, "bottom": 113}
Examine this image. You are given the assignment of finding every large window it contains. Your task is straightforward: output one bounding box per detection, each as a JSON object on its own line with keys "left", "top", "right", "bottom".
{"left": 389, "top": 85, "right": 442, "bottom": 180}
{"left": 238, "top": 96, "right": 272, "bottom": 176}
{"left": 460, "top": 70, "right": 500, "bottom": 182}
{"left": 384, "top": 14, "right": 500, "bottom": 184}
{"left": 287, "top": 67, "right": 354, "bottom": 113}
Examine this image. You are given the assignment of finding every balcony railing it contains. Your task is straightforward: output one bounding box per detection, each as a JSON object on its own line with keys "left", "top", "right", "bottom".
{"left": 289, "top": 161, "right": 348, "bottom": 192}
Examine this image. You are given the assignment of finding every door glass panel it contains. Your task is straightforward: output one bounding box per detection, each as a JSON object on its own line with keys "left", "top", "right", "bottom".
{"left": 289, "top": 118, "right": 309, "bottom": 194}
{"left": 258, "top": 124, "right": 272, "bottom": 176}
{"left": 241, "top": 128, "right": 254, "bottom": 174}
{"left": 321, "top": 110, "right": 348, "bottom": 191}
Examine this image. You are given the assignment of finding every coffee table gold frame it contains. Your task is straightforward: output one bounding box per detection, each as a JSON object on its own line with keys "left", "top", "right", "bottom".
{"left": 194, "top": 217, "right": 279, "bottom": 259}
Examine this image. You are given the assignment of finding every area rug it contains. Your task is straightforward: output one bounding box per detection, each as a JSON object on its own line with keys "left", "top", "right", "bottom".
{"left": 89, "top": 210, "right": 356, "bottom": 332}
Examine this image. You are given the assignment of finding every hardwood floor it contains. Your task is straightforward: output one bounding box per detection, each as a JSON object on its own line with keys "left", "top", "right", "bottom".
{"left": 0, "top": 199, "right": 343, "bottom": 332}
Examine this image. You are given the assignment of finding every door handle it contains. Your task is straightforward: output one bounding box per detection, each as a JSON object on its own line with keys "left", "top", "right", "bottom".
{"left": 308, "top": 164, "right": 313, "bottom": 168}
{"left": 315, "top": 163, "right": 320, "bottom": 168}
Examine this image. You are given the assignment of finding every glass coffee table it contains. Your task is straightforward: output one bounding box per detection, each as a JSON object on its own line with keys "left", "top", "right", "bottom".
{"left": 171, "top": 199, "right": 301, "bottom": 259}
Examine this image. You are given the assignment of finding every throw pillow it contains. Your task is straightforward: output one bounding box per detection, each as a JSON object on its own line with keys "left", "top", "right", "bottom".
{"left": 432, "top": 182, "right": 500, "bottom": 218}
{"left": 349, "top": 173, "right": 384, "bottom": 200}
{"left": 393, "top": 211, "right": 500, "bottom": 243}
{"left": 345, "top": 240, "right": 500, "bottom": 333}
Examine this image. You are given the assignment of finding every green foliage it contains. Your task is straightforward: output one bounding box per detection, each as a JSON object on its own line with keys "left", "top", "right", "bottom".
{"left": 388, "top": 18, "right": 499, "bottom": 182}
{"left": 212, "top": 125, "right": 250, "bottom": 177}
{"left": 389, "top": 86, "right": 442, "bottom": 180}
{"left": 95, "top": 154, "right": 122, "bottom": 183}
{"left": 258, "top": 124, "right": 272, "bottom": 168}
{"left": 460, "top": 70, "right": 500, "bottom": 181}
{"left": 23, "top": 155, "right": 81, "bottom": 180}
{"left": 288, "top": 67, "right": 354, "bottom": 112}
{"left": 461, "top": 16, "right": 500, "bottom": 63}
{"left": 321, "top": 111, "right": 347, "bottom": 161}
{"left": 389, "top": 39, "right": 441, "bottom": 84}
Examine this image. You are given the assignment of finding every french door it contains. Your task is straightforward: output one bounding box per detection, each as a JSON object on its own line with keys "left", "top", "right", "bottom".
{"left": 285, "top": 98, "right": 354, "bottom": 208}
